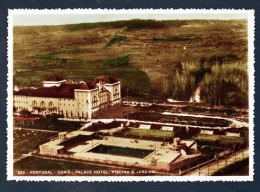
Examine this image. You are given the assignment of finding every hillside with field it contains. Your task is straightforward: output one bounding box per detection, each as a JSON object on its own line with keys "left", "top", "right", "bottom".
{"left": 13, "top": 19, "right": 248, "bottom": 106}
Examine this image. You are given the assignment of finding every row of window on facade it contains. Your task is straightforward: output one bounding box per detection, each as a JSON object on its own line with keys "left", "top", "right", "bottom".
{"left": 61, "top": 103, "right": 75, "bottom": 107}
{"left": 15, "top": 96, "right": 28, "bottom": 99}
{"left": 76, "top": 92, "right": 88, "bottom": 97}
{"left": 32, "top": 101, "right": 78, "bottom": 107}
{"left": 59, "top": 110, "right": 88, "bottom": 118}
{"left": 75, "top": 92, "right": 99, "bottom": 101}
{"left": 77, "top": 98, "right": 89, "bottom": 104}
{"left": 31, "top": 100, "right": 101, "bottom": 108}
{"left": 16, "top": 106, "right": 28, "bottom": 110}
{"left": 32, "top": 101, "right": 53, "bottom": 107}
{"left": 14, "top": 100, "right": 28, "bottom": 104}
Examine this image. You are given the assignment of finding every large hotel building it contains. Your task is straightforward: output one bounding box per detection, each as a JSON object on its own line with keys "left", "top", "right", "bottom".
{"left": 13, "top": 75, "right": 121, "bottom": 119}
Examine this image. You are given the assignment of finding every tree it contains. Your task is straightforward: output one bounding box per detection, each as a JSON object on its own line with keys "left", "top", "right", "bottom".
{"left": 20, "top": 109, "right": 31, "bottom": 117}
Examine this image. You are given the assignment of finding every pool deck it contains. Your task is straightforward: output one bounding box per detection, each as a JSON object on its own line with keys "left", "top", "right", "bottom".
{"left": 39, "top": 131, "right": 201, "bottom": 171}
{"left": 67, "top": 136, "right": 186, "bottom": 169}
{"left": 69, "top": 137, "right": 162, "bottom": 165}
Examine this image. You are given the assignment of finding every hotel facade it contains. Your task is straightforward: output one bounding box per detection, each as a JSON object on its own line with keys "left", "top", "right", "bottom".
{"left": 13, "top": 75, "right": 121, "bottom": 119}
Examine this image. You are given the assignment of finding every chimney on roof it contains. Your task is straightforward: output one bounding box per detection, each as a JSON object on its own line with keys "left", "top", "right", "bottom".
{"left": 59, "top": 132, "right": 67, "bottom": 140}
{"left": 43, "top": 75, "right": 66, "bottom": 88}
{"left": 98, "top": 80, "right": 104, "bottom": 91}
{"left": 98, "top": 81, "right": 101, "bottom": 91}
{"left": 79, "top": 80, "right": 85, "bottom": 84}
{"left": 173, "top": 138, "right": 181, "bottom": 147}
{"left": 14, "top": 85, "right": 19, "bottom": 92}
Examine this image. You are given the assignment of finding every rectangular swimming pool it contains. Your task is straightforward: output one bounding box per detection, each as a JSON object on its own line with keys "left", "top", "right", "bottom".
{"left": 89, "top": 144, "right": 154, "bottom": 158}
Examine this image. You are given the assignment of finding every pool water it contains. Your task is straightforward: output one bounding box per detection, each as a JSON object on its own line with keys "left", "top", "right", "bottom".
{"left": 89, "top": 145, "right": 153, "bottom": 158}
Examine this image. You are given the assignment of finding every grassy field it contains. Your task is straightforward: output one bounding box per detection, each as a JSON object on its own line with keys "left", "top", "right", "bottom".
{"left": 127, "top": 112, "right": 231, "bottom": 127}
{"left": 13, "top": 130, "right": 57, "bottom": 159}
{"left": 13, "top": 19, "right": 248, "bottom": 105}
{"left": 105, "top": 35, "right": 127, "bottom": 47}
{"left": 14, "top": 156, "right": 110, "bottom": 170}
{"left": 14, "top": 49, "right": 151, "bottom": 98}
{"left": 120, "top": 128, "right": 174, "bottom": 140}
{"left": 14, "top": 117, "right": 84, "bottom": 131}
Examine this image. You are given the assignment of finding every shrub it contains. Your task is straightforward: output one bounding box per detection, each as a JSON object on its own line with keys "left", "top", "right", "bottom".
{"left": 88, "top": 121, "right": 121, "bottom": 131}
{"left": 105, "top": 35, "right": 127, "bottom": 47}
{"left": 104, "top": 54, "right": 131, "bottom": 67}
{"left": 127, "top": 112, "right": 231, "bottom": 127}
{"left": 20, "top": 109, "right": 31, "bottom": 117}
{"left": 193, "top": 134, "right": 246, "bottom": 148}
{"left": 181, "top": 105, "right": 238, "bottom": 115}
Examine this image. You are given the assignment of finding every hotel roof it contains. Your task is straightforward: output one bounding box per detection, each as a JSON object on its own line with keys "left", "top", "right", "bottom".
{"left": 14, "top": 76, "right": 119, "bottom": 99}
{"left": 14, "top": 83, "right": 94, "bottom": 98}
{"left": 93, "top": 77, "right": 118, "bottom": 84}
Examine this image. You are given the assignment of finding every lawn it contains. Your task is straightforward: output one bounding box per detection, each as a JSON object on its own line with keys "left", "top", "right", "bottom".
{"left": 120, "top": 128, "right": 174, "bottom": 140}
{"left": 13, "top": 130, "right": 57, "bottom": 159}
{"left": 14, "top": 117, "right": 84, "bottom": 132}
{"left": 14, "top": 156, "right": 110, "bottom": 170}
{"left": 127, "top": 112, "right": 231, "bottom": 127}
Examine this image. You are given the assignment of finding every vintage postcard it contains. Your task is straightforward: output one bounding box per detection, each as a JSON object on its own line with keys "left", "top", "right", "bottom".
{"left": 7, "top": 9, "right": 254, "bottom": 181}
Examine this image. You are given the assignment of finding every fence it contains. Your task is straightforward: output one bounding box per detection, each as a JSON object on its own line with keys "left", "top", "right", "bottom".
{"left": 180, "top": 148, "right": 248, "bottom": 176}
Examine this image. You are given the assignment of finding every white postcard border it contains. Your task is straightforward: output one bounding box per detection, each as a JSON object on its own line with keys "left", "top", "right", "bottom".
{"left": 7, "top": 8, "right": 255, "bottom": 182}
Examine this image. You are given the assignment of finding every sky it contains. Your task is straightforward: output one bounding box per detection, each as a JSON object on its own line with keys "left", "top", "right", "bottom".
{"left": 11, "top": 10, "right": 249, "bottom": 26}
